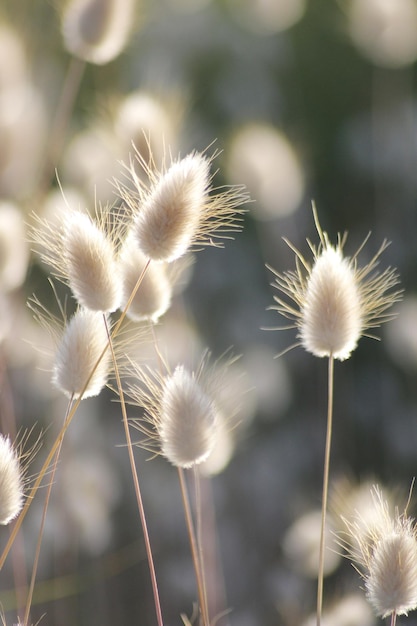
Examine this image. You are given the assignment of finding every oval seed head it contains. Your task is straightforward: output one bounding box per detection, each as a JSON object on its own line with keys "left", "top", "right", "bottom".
{"left": 0, "top": 435, "right": 24, "bottom": 525}
{"left": 52, "top": 308, "right": 111, "bottom": 399}
{"left": 63, "top": 210, "right": 122, "bottom": 313}
{"left": 366, "top": 527, "right": 417, "bottom": 617}
{"left": 269, "top": 206, "right": 402, "bottom": 361}
{"left": 133, "top": 153, "right": 210, "bottom": 262}
{"left": 300, "top": 246, "right": 362, "bottom": 360}
{"left": 342, "top": 486, "right": 417, "bottom": 619}
{"left": 118, "top": 235, "right": 172, "bottom": 322}
{"left": 116, "top": 147, "right": 248, "bottom": 263}
{"left": 61, "top": 0, "right": 137, "bottom": 65}
{"left": 158, "top": 366, "right": 218, "bottom": 469}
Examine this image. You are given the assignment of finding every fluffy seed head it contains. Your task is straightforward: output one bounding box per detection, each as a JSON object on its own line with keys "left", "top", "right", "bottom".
{"left": 62, "top": 211, "right": 122, "bottom": 312}
{"left": 118, "top": 234, "right": 172, "bottom": 321}
{"left": 116, "top": 146, "right": 248, "bottom": 262}
{"left": 342, "top": 486, "right": 417, "bottom": 618}
{"left": 158, "top": 366, "right": 218, "bottom": 468}
{"left": 300, "top": 246, "right": 362, "bottom": 359}
{"left": 268, "top": 206, "right": 401, "bottom": 360}
{"left": 31, "top": 206, "right": 122, "bottom": 313}
{"left": 52, "top": 308, "right": 111, "bottom": 399}
{"left": 125, "top": 352, "right": 242, "bottom": 469}
{"left": 0, "top": 435, "right": 24, "bottom": 525}
{"left": 61, "top": 0, "right": 137, "bottom": 65}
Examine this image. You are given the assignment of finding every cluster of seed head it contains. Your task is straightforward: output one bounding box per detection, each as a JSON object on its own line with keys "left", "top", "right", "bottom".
{"left": 32, "top": 149, "right": 246, "bottom": 401}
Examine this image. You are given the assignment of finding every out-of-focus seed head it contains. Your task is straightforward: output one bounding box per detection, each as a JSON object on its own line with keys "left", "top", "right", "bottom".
{"left": 61, "top": 0, "right": 137, "bottom": 65}
{"left": 0, "top": 434, "right": 24, "bottom": 525}
{"left": 118, "top": 235, "right": 172, "bottom": 322}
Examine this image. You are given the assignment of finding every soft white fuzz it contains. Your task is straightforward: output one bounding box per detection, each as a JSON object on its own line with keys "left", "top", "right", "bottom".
{"left": 62, "top": 211, "right": 122, "bottom": 312}
{"left": 343, "top": 486, "right": 417, "bottom": 619}
{"left": 0, "top": 435, "right": 23, "bottom": 525}
{"left": 52, "top": 308, "right": 110, "bottom": 399}
{"left": 269, "top": 207, "right": 401, "bottom": 360}
{"left": 300, "top": 246, "right": 362, "bottom": 360}
{"left": 116, "top": 147, "right": 247, "bottom": 262}
{"left": 133, "top": 153, "right": 210, "bottom": 262}
{"left": 126, "top": 353, "right": 242, "bottom": 469}
{"left": 118, "top": 235, "right": 172, "bottom": 322}
{"left": 158, "top": 366, "right": 218, "bottom": 468}
{"left": 61, "top": 0, "right": 136, "bottom": 65}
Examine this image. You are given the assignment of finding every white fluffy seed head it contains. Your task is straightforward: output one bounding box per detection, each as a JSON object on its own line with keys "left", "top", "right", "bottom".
{"left": 342, "top": 486, "right": 417, "bottom": 619}
{"left": 158, "top": 365, "right": 218, "bottom": 468}
{"left": 119, "top": 236, "right": 172, "bottom": 322}
{"left": 63, "top": 210, "right": 122, "bottom": 313}
{"left": 300, "top": 246, "right": 362, "bottom": 360}
{"left": 366, "top": 527, "right": 417, "bottom": 617}
{"left": 0, "top": 435, "right": 24, "bottom": 525}
{"left": 269, "top": 206, "right": 401, "bottom": 361}
{"left": 61, "top": 0, "right": 136, "bottom": 65}
{"left": 133, "top": 153, "right": 210, "bottom": 262}
{"left": 52, "top": 308, "right": 110, "bottom": 399}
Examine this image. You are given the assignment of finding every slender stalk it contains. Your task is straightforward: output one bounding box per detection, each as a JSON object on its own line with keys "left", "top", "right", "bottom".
{"left": 316, "top": 354, "right": 334, "bottom": 626}
{"left": 193, "top": 467, "right": 209, "bottom": 625}
{"left": 22, "top": 398, "right": 74, "bottom": 626}
{"left": 391, "top": 610, "right": 397, "bottom": 626}
{"left": 102, "top": 314, "right": 164, "bottom": 626}
{"left": 177, "top": 467, "right": 210, "bottom": 626}
{"left": 0, "top": 263, "right": 151, "bottom": 570}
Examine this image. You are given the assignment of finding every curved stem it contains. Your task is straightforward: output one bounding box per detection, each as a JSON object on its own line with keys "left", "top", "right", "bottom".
{"left": 316, "top": 354, "right": 334, "bottom": 626}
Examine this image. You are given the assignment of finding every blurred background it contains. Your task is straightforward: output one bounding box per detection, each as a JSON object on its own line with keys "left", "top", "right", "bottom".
{"left": 1, "top": 0, "right": 417, "bottom": 624}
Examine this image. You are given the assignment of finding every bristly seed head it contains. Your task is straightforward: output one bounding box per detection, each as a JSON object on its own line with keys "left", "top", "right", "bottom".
{"left": 342, "top": 485, "right": 417, "bottom": 618}
{"left": 125, "top": 352, "right": 240, "bottom": 469}
{"left": 268, "top": 205, "right": 402, "bottom": 360}
{"left": 116, "top": 145, "right": 248, "bottom": 263}
{"left": 52, "top": 307, "right": 111, "bottom": 400}
{"left": 31, "top": 206, "right": 123, "bottom": 313}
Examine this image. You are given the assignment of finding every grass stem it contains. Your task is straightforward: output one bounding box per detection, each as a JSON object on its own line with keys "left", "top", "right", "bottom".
{"left": 316, "top": 354, "right": 334, "bottom": 626}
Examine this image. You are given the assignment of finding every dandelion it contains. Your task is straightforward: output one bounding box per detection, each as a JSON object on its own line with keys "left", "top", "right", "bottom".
{"left": 61, "top": 0, "right": 137, "bottom": 65}
{"left": 31, "top": 205, "right": 122, "bottom": 313}
{"left": 269, "top": 205, "right": 401, "bottom": 360}
{"left": 52, "top": 307, "right": 111, "bottom": 399}
{"left": 0, "top": 434, "right": 24, "bottom": 525}
{"left": 116, "top": 146, "right": 247, "bottom": 263}
{"left": 342, "top": 486, "right": 417, "bottom": 622}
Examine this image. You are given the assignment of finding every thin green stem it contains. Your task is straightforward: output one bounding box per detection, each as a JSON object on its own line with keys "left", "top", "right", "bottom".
{"left": 178, "top": 467, "right": 210, "bottom": 626}
{"left": 102, "top": 314, "right": 164, "bottom": 626}
{"left": 193, "top": 466, "right": 209, "bottom": 625}
{"left": 316, "top": 354, "right": 334, "bottom": 626}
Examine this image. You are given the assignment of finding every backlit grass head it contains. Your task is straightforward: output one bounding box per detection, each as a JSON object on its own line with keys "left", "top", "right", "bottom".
{"left": 268, "top": 205, "right": 402, "bottom": 360}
